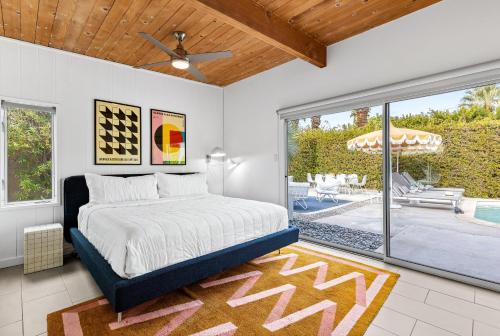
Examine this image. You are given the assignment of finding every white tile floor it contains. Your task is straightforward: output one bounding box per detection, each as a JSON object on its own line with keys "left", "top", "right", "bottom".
{"left": 0, "top": 257, "right": 100, "bottom": 336}
{"left": 1, "top": 241, "right": 500, "bottom": 336}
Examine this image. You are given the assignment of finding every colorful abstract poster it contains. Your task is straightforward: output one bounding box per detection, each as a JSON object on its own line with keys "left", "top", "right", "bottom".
{"left": 151, "top": 110, "right": 186, "bottom": 165}
{"left": 95, "top": 99, "right": 141, "bottom": 165}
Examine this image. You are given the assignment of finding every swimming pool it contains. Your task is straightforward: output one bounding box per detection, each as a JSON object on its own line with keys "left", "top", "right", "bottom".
{"left": 474, "top": 201, "right": 500, "bottom": 224}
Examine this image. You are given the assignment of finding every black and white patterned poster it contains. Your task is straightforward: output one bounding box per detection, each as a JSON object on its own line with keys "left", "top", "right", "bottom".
{"left": 94, "top": 99, "right": 141, "bottom": 165}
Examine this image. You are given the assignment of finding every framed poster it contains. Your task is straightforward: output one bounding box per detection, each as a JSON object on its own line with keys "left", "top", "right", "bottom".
{"left": 94, "top": 99, "right": 141, "bottom": 165}
{"left": 151, "top": 109, "right": 186, "bottom": 165}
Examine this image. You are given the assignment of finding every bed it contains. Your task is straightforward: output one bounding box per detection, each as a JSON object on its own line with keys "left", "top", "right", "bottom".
{"left": 64, "top": 174, "right": 299, "bottom": 315}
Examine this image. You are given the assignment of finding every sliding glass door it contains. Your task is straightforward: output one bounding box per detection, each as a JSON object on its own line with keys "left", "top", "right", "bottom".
{"left": 283, "top": 78, "right": 500, "bottom": 288}
{"left": 387, "top": 83, "right": 500, "bottom": 283}
{"left": 286, "top": 106, "right": 385, "bottom": 256}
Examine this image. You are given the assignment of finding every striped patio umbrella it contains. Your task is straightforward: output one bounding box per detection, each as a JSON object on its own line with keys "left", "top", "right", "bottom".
{"left": 347, "top": 123, "right": 443, "bottom": 172}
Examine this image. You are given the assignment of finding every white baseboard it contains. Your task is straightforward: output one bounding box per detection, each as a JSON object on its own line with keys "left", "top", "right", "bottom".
{"left": 0, "top": 244, "right": 74, "bottom": 269}
{"left": 0, "top": 256, "right": 23, "bottom": 268}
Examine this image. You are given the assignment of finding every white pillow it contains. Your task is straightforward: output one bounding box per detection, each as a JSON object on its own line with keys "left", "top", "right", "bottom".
{"left": 155, "top": 173, "right": 208, "bottom": 197}
{"left": 85, "top": 173, "right": 159, "bottom": 204}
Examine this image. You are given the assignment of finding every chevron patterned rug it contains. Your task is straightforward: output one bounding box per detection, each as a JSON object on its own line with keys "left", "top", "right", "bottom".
{"left": 47, "top": 245, "right": 398, "bottom": 336}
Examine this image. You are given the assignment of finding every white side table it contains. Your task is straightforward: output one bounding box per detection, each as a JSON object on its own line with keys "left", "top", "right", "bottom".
{"left": 24, "top": 223, "right": 63, "bottom": 274}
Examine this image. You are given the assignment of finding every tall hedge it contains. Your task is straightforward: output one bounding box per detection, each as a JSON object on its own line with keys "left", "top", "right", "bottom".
{"left": 288, "top": 118, "right": 500, "bottom": 198}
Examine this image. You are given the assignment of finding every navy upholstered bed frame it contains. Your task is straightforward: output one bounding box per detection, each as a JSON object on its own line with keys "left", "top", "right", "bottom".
{"left": 64, "top": 174, "right": 299, "bottom": 313}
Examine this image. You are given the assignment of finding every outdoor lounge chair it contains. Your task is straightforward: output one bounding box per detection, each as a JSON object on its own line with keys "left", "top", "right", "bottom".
{"left": 394, "top": 174, "right": 464, "bottom": 198}
{"left": 401, "top": 172, "right": 465, "bottom": 193}
{"left": 315, "top": 180, "right": 339, "bottom": 203}
{"left": 392, "top": 178, "right": 463, "bottom": 212}
{"left": 288, "top": 181, "right": 310, "bottom": 209}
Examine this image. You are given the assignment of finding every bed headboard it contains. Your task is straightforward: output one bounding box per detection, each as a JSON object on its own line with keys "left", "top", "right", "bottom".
{"left": 63, "top": 173, "right": 193, "bottom": 243}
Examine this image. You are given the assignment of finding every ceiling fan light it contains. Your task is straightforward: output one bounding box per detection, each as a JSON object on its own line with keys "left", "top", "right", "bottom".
{"left": 171, "top": 58, "right": 189, "bottom": 70}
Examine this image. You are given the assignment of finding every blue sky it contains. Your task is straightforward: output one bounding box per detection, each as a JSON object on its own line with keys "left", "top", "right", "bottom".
{"left": 300, "top": 89, "right": 467, "bottom": 129}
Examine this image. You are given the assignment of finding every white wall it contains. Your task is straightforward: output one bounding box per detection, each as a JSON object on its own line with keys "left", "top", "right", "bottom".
{"left": 0, "top": 37, "right": 223, "bottom": 267}
{"left": 223, "top": 0, "right": 500, "bottom": 204}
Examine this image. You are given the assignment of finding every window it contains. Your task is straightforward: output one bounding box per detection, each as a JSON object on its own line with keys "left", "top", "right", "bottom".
{"left": 1, "top": 100, "right": 57, "bottom": 206}
{"left": 388, "top": 82, "right": 500, "bottom": 283}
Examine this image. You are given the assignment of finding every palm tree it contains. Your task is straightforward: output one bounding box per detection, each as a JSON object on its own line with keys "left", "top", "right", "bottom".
{"left": 287, "top": 119, "right": 300, "bottom": 159}
{"left": 350, "top": 107, "right": 370, "bottom": 127}
{"left": 460, "top": 85, "right": 500, "bottom": 112}
{"left": 311, "top": 116, "right": 321, "bottom": 129}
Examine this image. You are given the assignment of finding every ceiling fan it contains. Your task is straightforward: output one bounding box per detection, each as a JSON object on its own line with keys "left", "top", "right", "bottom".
{"left": 135, "top": 31, "right": 233, "bottom": 82}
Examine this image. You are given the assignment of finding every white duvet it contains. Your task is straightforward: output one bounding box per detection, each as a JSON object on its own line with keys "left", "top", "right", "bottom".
{"left": 78, "top": 194, "right": 289, "bottom": 278}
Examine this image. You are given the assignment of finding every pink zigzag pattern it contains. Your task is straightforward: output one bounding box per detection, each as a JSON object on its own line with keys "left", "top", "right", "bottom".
{"left": 189, "top": 322, "right": 238, "bottom": 336}
{"left": 253, "top": 253, "right": 367, "bottom": 306}
{"left": 62, "top": 299, "right": 109, "bottom": 336}
{"left": 62, "top": 294, "right": 235, "bottom": 336}
{"left": 200, "top": 270, "right": 263, "bottom": 300}
{"left": 200, "top": 270, "right": 337, "bottom": 335}
{"left": 108, "top": 299, "right": 204, "bottom": 335}
{"left": 264, "top": 300, "right": 336, "bottom": 336}
{"left": 286, "top": 246, "right": 391, "bottom": 336}
{"left": 61, "top": 247, "right": 391, "bottom": 336}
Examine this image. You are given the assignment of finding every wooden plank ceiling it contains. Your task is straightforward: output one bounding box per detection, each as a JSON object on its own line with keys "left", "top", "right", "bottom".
{"left": 0, "top": 0, "right": 440, "bottom": 86}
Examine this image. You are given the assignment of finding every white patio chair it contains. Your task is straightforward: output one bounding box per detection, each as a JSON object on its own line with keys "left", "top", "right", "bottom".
{"left": 315, "top": 180, "right": 339, "bottom": 203}
{"left": 352, "top": 175, "right": 367, "bottom": 192}
{"left": 325, "top": 174, "right": 337, "bottom": 185}
{"left": 307, "top": 173, "right": 315, "bottom": 187}
{"left": 336, "top": 174, "right": 351, "bottom": 194}
{"left": 314, "top": 174, "right": 324, "bottom": 185}
{"left": 288, "top": 182, "right": 310, "bottom": 210}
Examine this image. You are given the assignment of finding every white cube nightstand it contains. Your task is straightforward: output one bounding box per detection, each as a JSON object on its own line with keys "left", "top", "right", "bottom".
{"left": 24, "top": 223, "right": 63, "bottom": 274}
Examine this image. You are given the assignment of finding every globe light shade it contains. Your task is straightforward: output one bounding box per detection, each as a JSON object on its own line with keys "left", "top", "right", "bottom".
{"left": 171, "top": 58, "right": 190, "bottom": 70}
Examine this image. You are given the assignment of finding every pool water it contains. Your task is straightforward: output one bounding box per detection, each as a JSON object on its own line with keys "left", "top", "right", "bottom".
{"left": 474, "top": 201, "right": 500, "bottom": 224}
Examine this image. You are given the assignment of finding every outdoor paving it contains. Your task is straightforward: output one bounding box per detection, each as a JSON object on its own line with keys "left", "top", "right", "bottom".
{"left": 301, "top": 199, "right": 500, "bottom": 283}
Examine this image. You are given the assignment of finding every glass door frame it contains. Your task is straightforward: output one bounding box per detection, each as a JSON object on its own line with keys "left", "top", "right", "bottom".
{"left": 283, "top": 111, "right": 385, "bottom": 260}
{"left": 278, "top": 59, "right": 500, "bottom": 292}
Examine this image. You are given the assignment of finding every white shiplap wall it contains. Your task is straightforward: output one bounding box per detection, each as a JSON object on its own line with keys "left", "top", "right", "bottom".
{"left": 0, "top": 37, "right": 223, "bottom": 267}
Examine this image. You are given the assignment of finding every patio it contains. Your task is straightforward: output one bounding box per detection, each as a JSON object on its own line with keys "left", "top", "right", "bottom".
{"left": 291, "top": 194, "right": 500, "bottom": 284}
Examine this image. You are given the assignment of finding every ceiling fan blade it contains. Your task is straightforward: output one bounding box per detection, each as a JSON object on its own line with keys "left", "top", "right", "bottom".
{"left": 138, "top": 32, "right": 180, "bottom": 58}
{"left": 187, "top": 64, "right": 207, "bottom": 82}
{"left": 188, "top": 50, "right": 232, "bottom": 63}
{"left": 134, "top": 60, "right": 171, "bottom": 69}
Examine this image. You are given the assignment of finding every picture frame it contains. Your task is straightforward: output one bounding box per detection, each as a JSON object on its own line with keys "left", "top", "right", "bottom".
{"left": 150, "top": 109, "right": 186, "bottom": 165}
{"left": 94, "top": 99, "right": 142, "bottom": 165}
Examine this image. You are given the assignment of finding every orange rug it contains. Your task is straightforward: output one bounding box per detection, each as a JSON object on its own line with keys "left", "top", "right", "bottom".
{"left": 47, "top": 245, "right": 398, "bottom": 335}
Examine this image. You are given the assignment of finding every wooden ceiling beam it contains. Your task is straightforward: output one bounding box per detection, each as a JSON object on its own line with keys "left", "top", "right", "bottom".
{"left": 187, "top": 0, "right": 326, "bottom": 68}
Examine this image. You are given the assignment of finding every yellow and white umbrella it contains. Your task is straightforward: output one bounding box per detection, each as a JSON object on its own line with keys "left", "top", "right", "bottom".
{"left": 347, "top": 123, "right": 443, "bottom": 171}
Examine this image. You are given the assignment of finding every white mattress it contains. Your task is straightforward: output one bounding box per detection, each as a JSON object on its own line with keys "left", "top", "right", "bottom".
{"left": 78, "top": 194, "right": 289, "bottom": 278}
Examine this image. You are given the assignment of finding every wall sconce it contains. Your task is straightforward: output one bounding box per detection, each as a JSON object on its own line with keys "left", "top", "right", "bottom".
{"left": 207, "top": 147, "right": 226, "bottom": 162}
{"left": 227, "top": 156, "right": 242, "bottom": 168}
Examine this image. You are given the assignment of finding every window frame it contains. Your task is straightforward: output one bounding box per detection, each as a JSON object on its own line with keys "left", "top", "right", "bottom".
{"left": 0, "top": 98, "right": 58, "bottom": 209}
